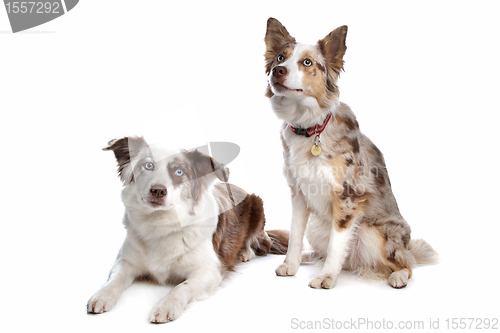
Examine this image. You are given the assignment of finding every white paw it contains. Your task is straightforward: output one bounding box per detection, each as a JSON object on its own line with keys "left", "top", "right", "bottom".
{"left": 275, "top": 262, "right": 299, "bottom": 276}
{"left": 239, "top": 248, "right": 254, "bottom": 262}
{"left": 309, "top": 273, "right": 337, "bottom": 289}
{"left": 150, "top": 299, "right": 185, "bottom": 323}
{"left": 87, "top": 289, "right": 118, "bottom": 314}
{"left": 388, "top": 270, "right": 408, "bottom": 289}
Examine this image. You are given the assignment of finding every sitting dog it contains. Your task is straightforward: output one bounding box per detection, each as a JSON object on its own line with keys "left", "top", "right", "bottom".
{"left": 264, "top": 18, "right": 438, "bottom": 289}
{"left": 87, "top": 136, "right": 288, "bottom": 322}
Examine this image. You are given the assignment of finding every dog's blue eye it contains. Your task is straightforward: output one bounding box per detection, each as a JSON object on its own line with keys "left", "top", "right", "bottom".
{"left": 303, "top": 59, "right": 312, "bottom": 67}
{"left": 175, "top": 169, "right": 183, "bottom": 176}
{"left": 145, "top": 162, "right": 154, "bottom": 170}
{"left": 277, "top": 55, "right": 284, "bottom": 62}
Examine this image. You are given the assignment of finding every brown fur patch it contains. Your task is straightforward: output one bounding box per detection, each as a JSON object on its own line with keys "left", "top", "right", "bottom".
{"left": 370, "top": 143, "right": 386, "bottom": 166}
{"left": 332, "top": 194, "right": 358, "bottom": 231}
{"left": 371, "top": 228, "right": 413, "bottom": 278}
{"left": 267, "top": 45, "right": 295, "bottom": 73}
{"left": 335, "top": 114, "right": 359, "bottom": 131}
{"left": 349, "top": 137, "right": 360, "bottom": 154}
{"left": 371, "top": 167, "right": 385, "bottom": 186}
{"left": 316, "top": 61, "right": 326, "bottom": 73}
{"left": 212, "top": 184, "right": 278, "bottom": 271}
{"left": 328, "top": 155, "right": 347, "bottom": 193}
{"left": 264, "top": 18, "right": 296, "bottom": 75}
{"left": 340, "top": 181, "right": 366, "bottom": 201}
{"left": 332, "top": 180, "right": 369, "bottom": 231}
{"left": 337, "top": 214, "right": 353, "bottom": 229}
{"left": 299, "top": 50, "right": 329, "bottom": 108}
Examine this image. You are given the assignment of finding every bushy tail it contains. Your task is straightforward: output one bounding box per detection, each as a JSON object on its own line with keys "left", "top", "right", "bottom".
{"left": 409, "top": 239, "right": 439, "bottom": 265}
{"left": 266, "top": 229, "right": 289, "bottom": 255}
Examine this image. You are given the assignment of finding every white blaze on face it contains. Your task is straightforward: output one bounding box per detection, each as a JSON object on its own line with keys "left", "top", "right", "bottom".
{"left": 279, "top": 43, "right": 318, "bottom": 92}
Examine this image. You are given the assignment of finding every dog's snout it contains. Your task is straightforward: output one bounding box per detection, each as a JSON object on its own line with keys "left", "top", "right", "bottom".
{"left": 150, "top": 185, "right": 167, "bottom": 198}
{"left": 273, "top": 66, "right": 288, "bottom": 78}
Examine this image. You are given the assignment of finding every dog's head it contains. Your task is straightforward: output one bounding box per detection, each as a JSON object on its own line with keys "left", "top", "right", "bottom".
{"left": 103, "top": 136, "right": 229, "bottom": 216}
{"left": 264, "top": 18, "right": 347, "bottom": 111}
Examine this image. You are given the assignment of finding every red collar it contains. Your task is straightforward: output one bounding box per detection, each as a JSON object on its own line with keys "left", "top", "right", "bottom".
{"left": 290, "top": 112, "right": 332, "bottom": 138}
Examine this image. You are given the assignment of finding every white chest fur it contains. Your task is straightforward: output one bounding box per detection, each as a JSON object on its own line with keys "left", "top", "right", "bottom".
{"left": 282, "top": 127, "right": 335, "bottom": 216}
{"left": 121, "top": 202, "right": 219, "bottom": 284}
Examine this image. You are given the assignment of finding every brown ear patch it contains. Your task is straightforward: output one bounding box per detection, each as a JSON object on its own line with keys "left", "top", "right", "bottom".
{"left": 185, "top": 150, "right": 229, "bottom": 183}
{"left": 265, "top": 18, "right": 296, "bottom": 56}
{"left": 264, "top": 18, "right": 296, "bottom": 76}
{"left": 103, "top": 136, "right": 148, "bottom": 182}
{"left": 182, "top": 150, "right": 229, "bottom": 206}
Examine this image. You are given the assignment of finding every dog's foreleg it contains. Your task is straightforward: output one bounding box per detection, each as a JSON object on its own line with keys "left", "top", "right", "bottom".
{"left": 308, "top": 222, "right": 356, "bottom": 289}
{"left": 149, "top": 266, "right": 222, "bottom": 323}
{"left": 87, "top": 259, "right": 137, "bottom": 313}
{"left": 309, "top": 193, "right": 361, "bottom": 289}
{"left": 276, "top": 190, "right": 310, "bottom": 276}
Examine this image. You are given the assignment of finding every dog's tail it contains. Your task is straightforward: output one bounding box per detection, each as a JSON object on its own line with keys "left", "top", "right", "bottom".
{"left": 243, "top": 194, "right": 289, "bottom": 256}
{"left": 266, "top": 229, "right": 289, "bottom": 255}
{"left": 409, "top": 239, "right": 439, "bottom": 265}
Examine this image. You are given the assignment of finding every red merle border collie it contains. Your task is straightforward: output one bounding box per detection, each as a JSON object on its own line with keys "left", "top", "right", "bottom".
{"left": 264, "top": 18, "right": 438, "bottom": 289}
{"left": 87, "top": 136, "right": 288, "bottom": 323}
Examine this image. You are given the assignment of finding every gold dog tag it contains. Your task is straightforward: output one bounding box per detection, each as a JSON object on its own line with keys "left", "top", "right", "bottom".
{"left": 311, "top": 145, "right": 322, "bottom": 156}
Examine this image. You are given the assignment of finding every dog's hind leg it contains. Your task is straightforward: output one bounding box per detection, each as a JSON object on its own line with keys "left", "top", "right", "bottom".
{"left": 388, "top": 268, "right": 412, "bottom": 289}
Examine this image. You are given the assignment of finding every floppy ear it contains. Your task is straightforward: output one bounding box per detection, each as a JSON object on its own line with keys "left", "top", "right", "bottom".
{"left": 184, "top": 149, "right": 230, "bottom": 205}
{"left": 186, "top": 149, "right": 230, "bottom": 183}
{"left": 264, "top": 17, "right": 296, "bottom": 74}
{"left": 103, "top": 136, "right": 148, "bottom": 183}
{"left": 317, "top": 25, "right": 348, "bottom": 74}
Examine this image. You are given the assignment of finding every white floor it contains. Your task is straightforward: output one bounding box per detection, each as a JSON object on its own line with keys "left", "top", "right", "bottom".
{"left": 80, "top": 247, "right": 489, "bottom": 332}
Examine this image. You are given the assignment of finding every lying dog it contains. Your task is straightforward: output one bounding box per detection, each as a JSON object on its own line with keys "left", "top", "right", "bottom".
{"left": 264, "top": 18, "right": 438, "bottom": 289}
{"left": 87, "top": 137, "right": 288, "bottom": 322}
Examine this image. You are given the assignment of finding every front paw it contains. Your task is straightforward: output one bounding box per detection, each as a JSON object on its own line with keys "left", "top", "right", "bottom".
{"left": 275, "top": 262, "right": 299, "bottom": 276}
{"left": 309, "top": 273, "right": 337, "bottom": 289}
{"left": 150, "top": 299, "right": 185, "bottom": 324}
{"left": 87, "top": 290, "right": 118, "bottom": 314}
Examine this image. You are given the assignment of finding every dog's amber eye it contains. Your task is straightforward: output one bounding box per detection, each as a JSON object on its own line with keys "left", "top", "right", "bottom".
{"left": 145, "top": 162, "right": 154, "bottom": 170}
{"left": 303, "top": 59, "right": 312, "bottom": 67}
{"left": 277, "top": 55, "right": 284, "bottom": 62}
{"left": 175, "top": 169, "right": 183, "bottom": 176}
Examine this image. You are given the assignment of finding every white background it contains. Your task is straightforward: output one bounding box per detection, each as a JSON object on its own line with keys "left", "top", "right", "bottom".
{"left": 1, "top": 1, "right": 499, "bottom": 332}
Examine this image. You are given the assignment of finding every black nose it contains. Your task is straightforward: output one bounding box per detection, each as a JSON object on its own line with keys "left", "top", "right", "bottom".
{"left": 273, "top": 66, "right": 288, "bottom": 78}
{"left": 150, "top": 185, "right": 167, "bottom": 198}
